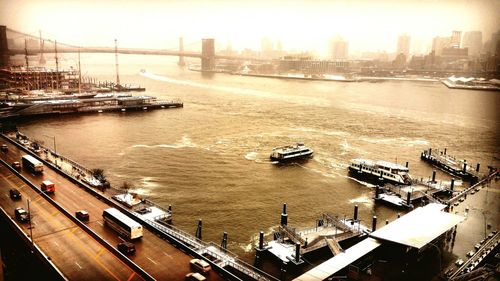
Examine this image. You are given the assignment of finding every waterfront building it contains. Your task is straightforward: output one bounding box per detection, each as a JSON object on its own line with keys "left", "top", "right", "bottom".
{"left": 278, "top": 55, "right": 349, "bottom": 74}
{"left": 462, "top": 31, "right": 483, "bottom": 57}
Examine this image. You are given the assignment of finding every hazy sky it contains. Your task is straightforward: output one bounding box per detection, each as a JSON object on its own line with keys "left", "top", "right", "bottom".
{"left": 1, "top": 0, "right": 499, "bottom": 56}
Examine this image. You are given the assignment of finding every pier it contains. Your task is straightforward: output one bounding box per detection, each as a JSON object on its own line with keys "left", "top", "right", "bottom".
{"left": 261, "top": 204, "right": 370, "bottom": 267}
{"left": 421, "top": 148, "right": 479, "bottom": 183}
{"left": 294, "top": 203, "right": 465, "bottom": 281}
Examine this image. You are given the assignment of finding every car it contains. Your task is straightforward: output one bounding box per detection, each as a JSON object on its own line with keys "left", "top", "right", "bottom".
{"left": 185, "top": 272, "right": 206, "bottom": 281}
{"left": 75, "top": 210, "right": 89, "bottom": 221}
{"left": 190, "top": 259, "right": 211, "bottom": 274}
{"left": 117, "top": 242, "right": 135, "bottom": 255}
{"left": 475, "top": 243, "right": 481, "bottom": 250}
{"left": 15, "top": 207, "right": 29, "bottom": 222}
{"left": 466, "top": 250, "right": 475, "bottom": 257}
{"left": 11, "top": 161, "right": 21, "bottom": 171}
{"left": 1, "top": 144, "right": 7, "bottom": 152}
{"left": 455, "top": 259, "right": 464, "bottom": 266}
{"left": 9, "top": 189, "right": 21, "bottom": 200}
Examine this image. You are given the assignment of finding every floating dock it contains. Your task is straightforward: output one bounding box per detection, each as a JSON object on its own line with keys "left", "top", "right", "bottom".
{"left": 258, "top": 204, "right": 370, "bottom": 266}
{"left": 421, "top": 148, "right": 479, "bottom": 183}
{"left": 374, "top": 176, "right": 452, "bottom": 209}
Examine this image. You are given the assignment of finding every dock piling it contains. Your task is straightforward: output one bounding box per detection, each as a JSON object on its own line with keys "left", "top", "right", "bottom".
{"left": 450, "top": 178, "right": 455, "bottom": 191}
{"left": 429, "top": 148, "right": 432, "bottom": 156}
{"left": 386, "top": 219, "right": 389, "bottom": 225}
{"left": 476, "top": 163, "right": 480, "bottom": 173}
{"left": 221, "top": 232, "right": 228, "bottom": 249}
{"left": 397, "top": 213, "right": 401, "bottom": 218}
{"left": 406, "top": 191, "right": 411, "bottom": 206}
{"left": 372, "top": 216, "right": 377, "bottom": 232}
{"left": 375, "top": 185, "right": 380, "bottom": 199}
{"left": 168, "top": 204, "right": 172, "bottom": 212}
{"left": 432, "top": 170, "right": 436, "bottom": 183}
{"left": 463, "top": 161, "right": 467, "bottom": 172}
{"left": 281, "top": 203, "right": 288, "bottom": 226}
{"left": 444, "top": 148, "right": 447, "bottom": 155}
{"left": 295, "top": 242, "right": 301, "bottom": 263}
{"left": 406, "top": 161, "right": 409, "bottom": 168}
{"left": 353, "top": 205, "right": 358, "bottom": 222}
{"left": 195, "top": 219, "right": 202, "bottom": 240}
{"left": 259, "top": 231, "right": 264, "bottom": 250}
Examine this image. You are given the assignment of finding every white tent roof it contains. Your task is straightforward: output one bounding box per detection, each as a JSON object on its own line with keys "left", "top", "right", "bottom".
{"left": 370, "top": 203, "right": 464, "bottom": 249}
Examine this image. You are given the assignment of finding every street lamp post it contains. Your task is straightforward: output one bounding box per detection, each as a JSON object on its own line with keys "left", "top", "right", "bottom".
{"left": 43, "top": 134, "right": 57, "bottom": 166}
{"left": 27, "top": 198, "right": 34, "bottom": 251}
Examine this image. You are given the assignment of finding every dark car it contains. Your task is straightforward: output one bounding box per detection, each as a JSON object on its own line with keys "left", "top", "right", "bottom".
{"left": 75, "top": 210, "right": 89, "bottom": 221}
{"left": 1, "top": 144, "right": 7, "bottom": 152}
{"left": 11, "top": 161, "right": 21, "bottom": 171}
{"left": 9, "top": 189, "right": 21, "bottom": 200}
{"left": 15, "top": 207, "right": 29, "bottom": 222}
{"left": 117, "top": 242, "right": 135, "bottom": 255}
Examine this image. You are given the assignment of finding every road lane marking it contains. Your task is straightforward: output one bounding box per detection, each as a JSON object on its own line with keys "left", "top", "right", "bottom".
{"left": 147, "top": 257, "right": 158, "bottom": 265}
{"left": 54, "top": 241, "right": 60, "bottom": 248}
{"left": 97, "top": 221, "right": 103, "bottom": 226}
{"left": 75, "top": 262, "right": 82, "bottom": 269}
{"left": 127, "top": 272, "right": 136, "bottom": 281}
{"left": 95, "top": 247, "right": 105, "bottom": 258}
{"left": 163, "top": 251, "right": 173, "bottom": 259}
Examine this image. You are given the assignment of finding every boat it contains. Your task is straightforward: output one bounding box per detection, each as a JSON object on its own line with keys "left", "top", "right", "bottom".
{"left": 270, "top": 142, "right": 313, "bottom": 162}
{"left": 348, "top": 159, "right": 412, "bottom": 185}
{"left": 420, "top": 148, "right": 478, "bottom": 183}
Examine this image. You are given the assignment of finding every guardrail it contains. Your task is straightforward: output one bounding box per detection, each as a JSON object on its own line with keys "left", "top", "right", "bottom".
{"left": 0, "top": 157, "right": 156, "bottom": 281}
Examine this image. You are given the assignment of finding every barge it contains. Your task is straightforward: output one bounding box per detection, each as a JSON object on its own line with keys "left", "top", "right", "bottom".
{"left": 420, "top": 148, "right": 478, "bottom": 183}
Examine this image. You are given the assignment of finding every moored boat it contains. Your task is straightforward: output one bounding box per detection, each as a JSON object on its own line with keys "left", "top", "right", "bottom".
{"left": 348, "top": 159, "right": 412, "bottom": 185}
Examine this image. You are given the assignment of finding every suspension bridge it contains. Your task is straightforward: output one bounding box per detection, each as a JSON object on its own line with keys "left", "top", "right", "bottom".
{"left": 0, "top": 25, "right": 265, "bottom": 70}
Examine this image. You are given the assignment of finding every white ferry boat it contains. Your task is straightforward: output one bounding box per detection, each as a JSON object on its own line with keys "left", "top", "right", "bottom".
{"left": 270, "top": 143, "right": 313, "bottom": 163}
{"left": 348, "top": 159, "right": 412, "bottom": 185}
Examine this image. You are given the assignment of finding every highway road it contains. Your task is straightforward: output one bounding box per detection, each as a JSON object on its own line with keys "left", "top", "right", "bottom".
{"left": 0, "top": 165, "right": 143, "bottom": 281}
{"left": 0, "top": 139, "right": 224, "bottom": 280}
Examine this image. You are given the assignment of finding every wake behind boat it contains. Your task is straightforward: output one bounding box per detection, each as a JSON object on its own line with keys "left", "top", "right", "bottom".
{"left": 348, "top": 159, "right": 412, "bottom": 185}
{"left": 270, "top": 142, "right": 313, "bottom": 163}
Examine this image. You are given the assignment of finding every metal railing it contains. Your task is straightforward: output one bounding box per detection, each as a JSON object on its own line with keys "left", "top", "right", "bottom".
{"left": 146, "top": 219, "right": 276, "bottom": 281}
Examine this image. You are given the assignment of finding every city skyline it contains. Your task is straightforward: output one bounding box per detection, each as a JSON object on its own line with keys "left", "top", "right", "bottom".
{"left": 0, "top": 0, "right": 499, "bottom": 57}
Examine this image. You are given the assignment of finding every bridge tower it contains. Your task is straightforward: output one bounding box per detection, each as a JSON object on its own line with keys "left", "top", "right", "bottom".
{"left": 178, "top": 37, "right": 186, "bottom": 66}
{"left": 201, "top": 38, "right": 215, "bottom": 71}
{"left": 0, "top": 25, "right": 9, "bottom": 67}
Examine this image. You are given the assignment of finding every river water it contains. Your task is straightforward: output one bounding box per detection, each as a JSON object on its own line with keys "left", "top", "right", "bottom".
{"left": 17, "top": 54, "right": 499, "bottom": 262}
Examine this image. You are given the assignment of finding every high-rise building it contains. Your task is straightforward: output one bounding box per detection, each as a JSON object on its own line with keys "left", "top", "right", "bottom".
{"left": 451, "top": 31, "right": 462, "bottom": 48}
{"left": 397, "top": 34, "right": 411, "bottom": 59}
{"left": 461, "top": 31, "right": 482, "bottom": 57}
{"left": 330, "top": 37, "right": 348, "bottom": 59}
{"left": 432, "top": 36, "right": 451, "bottom": 56}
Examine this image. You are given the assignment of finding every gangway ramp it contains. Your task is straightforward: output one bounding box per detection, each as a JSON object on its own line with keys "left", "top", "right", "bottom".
{"left": 293, "top": 238, "right": 381, "bottom": 281}
{"left": 325, "top": 237, "right": 343, "bottom": 256}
